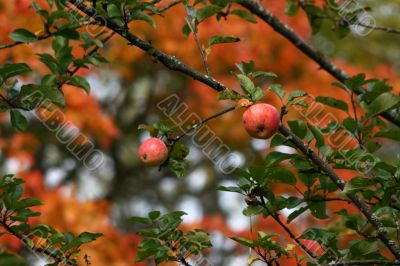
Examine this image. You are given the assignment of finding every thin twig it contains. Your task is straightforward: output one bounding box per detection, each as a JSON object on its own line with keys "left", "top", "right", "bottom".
{"left": 259, "top": 196, "right": 319, "bottom": 260}
{"left": 184, "top": 8, "right": 211, "bottom": 76}
{"left": 349, "top": 89, "right": 363, "bottom": 147}
{"left": 355, "top": 21, "right": 400, "bottom": 34}
{"left": 151, "top": 0, "right": 181, "bottom": 15}
{"left": 174, "top": 105, "right": 237, "bottom": 141}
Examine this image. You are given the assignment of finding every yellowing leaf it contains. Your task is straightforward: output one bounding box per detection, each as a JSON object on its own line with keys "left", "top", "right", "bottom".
{"left": 247, "top": 257, "right": 260, "bottom": 265}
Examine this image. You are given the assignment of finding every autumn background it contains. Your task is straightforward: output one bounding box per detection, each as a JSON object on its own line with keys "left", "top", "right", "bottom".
{"left": 0, "top": 0, "right": 399, "bottom": 265}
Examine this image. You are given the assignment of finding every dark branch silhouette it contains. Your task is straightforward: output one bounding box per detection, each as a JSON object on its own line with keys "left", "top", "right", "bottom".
{"left": 64, "top": 0, "right": 400, "bottom": 260}
{"left": 239, "top": 0, "right": 400, "bottom": 127}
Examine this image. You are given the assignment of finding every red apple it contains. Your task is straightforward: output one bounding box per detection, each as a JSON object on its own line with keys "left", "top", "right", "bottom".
{"left": 242, "top": 103, "right": 280, "bottom": 139}
{"left": 138, "top": 138, "right": 169, "bottom": 166}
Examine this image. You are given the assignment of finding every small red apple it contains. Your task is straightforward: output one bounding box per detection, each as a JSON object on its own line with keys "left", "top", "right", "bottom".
{"left": 138, "top": 138, "right": 169, "bottom": 166}
{"left": 242, "top": 103, "right": 280, "bottom": 139}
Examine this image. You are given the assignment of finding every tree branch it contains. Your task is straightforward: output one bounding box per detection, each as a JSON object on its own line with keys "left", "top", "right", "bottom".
{"left": 279, "top": 124, "right": 400, "bottom": 260}
{"left": 0, "top": 0, "right": 180, "bottom": 51}
{"left": 258, "top": 196, "right": 320, "bottom": 260}
{"left": 179, "top": 257, "right": 192, "bottom": 266}
{"left": 272, "top": 212, "right": 319, "bottom": 260}
{"left": 1, "top": 220, "right": 78, "bottom": 266}
{"left": 330, "top": 260, "right": 400, "bottom": 266}
{"left": 66, "top": 0, "right": 242, "bottom": 98}
{"left": 66, "top": 0, "right": 400, "bottom": 260}
{"left": 238, "top": 0, "right": 400, "bottom": 127}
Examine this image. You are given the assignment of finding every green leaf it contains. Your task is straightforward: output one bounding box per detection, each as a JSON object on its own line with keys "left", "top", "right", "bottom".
{"left": 292, "top": 100, "right": 308, "bottom": 108}
{"left": 343, "top": 117, "right": 357, "bottom": 133}
{"left": 332, "top": 81, "right": 348, "bottom": 92}
{"left": 345, "top": 73, "right": 366, "bottom": 91}
{"left": 286, "top": 90, "right": 307, "bottom": 104}
{"left": 10, "top": 110, "right": 28, "bottom": 131}
{"left": 208, "top": 35, "right": 240, "bottom": 46}
{"left": 253, "top": 71, "right": 277, "bottom": 79}
{"left": 287, "top": 206, "right": 308, "bottom": 223}
{"left": 308, "top": 201, "right": 328, "bottom": 219}
{"left": 0, "top": 63, "right": 32, "bottom": 81}
{"left": 315, "top": 96, "right": 348, "bottom": 112}
{"left": 128, "top": 216, "right": 152, "bottom": 225}
{"left": 288, "top": 120, "right": 307, "bottom": 139}
{"left": 196, "top": 5, "right": 222, "bottom": 22}
{"left": 169, "top": 160, "right": 187, "bottom": 178}
{"left": 10, "top": 215, "right": 28, "bottom": 222}
{"left": 65, "top": 75, "right": 91, "bottom": 94}
{"left": 374, "top": 128, "right": 400, "bottom": 141}
{"left": 243, "top": 205, "right": 263, "bottom": 216}
{"left": 20, "top": 84, "right": 65, "bottom": 108}
{"left": 291, "top": 158, "right": 314, "bottom": 171}
{"left": 251, "top": 86, "right": 264, "bottom": 101}
{"left": 336, "top": 209, "right": 365, "bottom": 231}
{"left": 148, "top": 211, "right": 161, "bottom": 221}
{"left": 170, "top": 142, "right": 189, "bottom": 160}
{"left": 349, "top": 239, "right": 379, "bottom": 256}
{"left": 298, "top": 172, "right": 316, "bottom": 187}
{"left": 237, "top": 74, "right": 255, "bottom": 95}
{"left": 15, "top": 198, "right": 43, "bottom": 209}
{"left": 366, "top": 92, "right": 400, "bottom": 117}
{"left": 366, "top": 141, "right": 381, "bottom": 153}
{"left": 217, "top": 89, "right": 242, "bottom": 101}
{"left": 265, "top": 167, "right": 296, "bottom": 185}
{"left": 131, "top": 10, "right": 156, "bottom": 28}
{"left": 9, "top": 29, "right": 38, "bottom": 43}
{"left": 182, "top": 24, "right": 191, "bottom": 37}
{"left": 230, "top": 237, "right": 255, "bottom": 248}
{"left": 303, "top": 5, "right": 323, "bottom": 34}
{"left": 308, "top": 124, "right": 324, "bottom": 147}
{"left": 269, "top": 84, "right": 285, "bottom": 100}
{"left": 231, "top": 9, "right": 257, "bottom": 23}
{"left": 0, "top": 252, "right": 26, "bottom": 266}
{"left": 270, "top": 134, "right": 296, "bottom": 148}
{"left": 265, "top": 151, "right": 298, "bottom": 167}
{"left": 236, "top": 60, "right": 254, "bottom": 75}
{"left": 285, "top": 0, "right": 299, "bottom": 16}
{"left": 56, "top": 28, "right": 80, "bottom": 40}
{"left": 76, "top": 232, "right": 103, "bottom": 243}
{"left": 37, "top": 53, "right": 59, "bottom": 74}
{"left": 300, "top": 228, "right": 338, "bottom": 248}
{"left": 216, "top": 186, "right": 243, "bottom": 193}
{"left": 337, "top": 24, "right": 351, "bottom": 39}
{"left": 343, "top": 176, "right": 376, "bottom": 195}
{"left": 107, "top": 4, "right": 122, "bottom": 18}
{"left": 136, "top": 239, "right": 162, "bottom": 262}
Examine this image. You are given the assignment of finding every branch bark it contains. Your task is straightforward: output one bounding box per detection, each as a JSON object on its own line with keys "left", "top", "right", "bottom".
{"left": 331, "top": 260, "right": 400, "bottom": 266}
{"left": 65, "top": 0, "right": 400, "bottom": 260}
{"left": 239, "top": 0, "right": 400, "bottom": 127}
{"left": 66, "top": 0, "right": 243, "bottom": 99}
{"left": 1, "top": 220, "right": 78, "bottom": 266}
{"left": 271, "top": 212, "right": 319, "bottom": 260}
{"left": 279, "top": 124, "right": 400, "bottom": 260}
